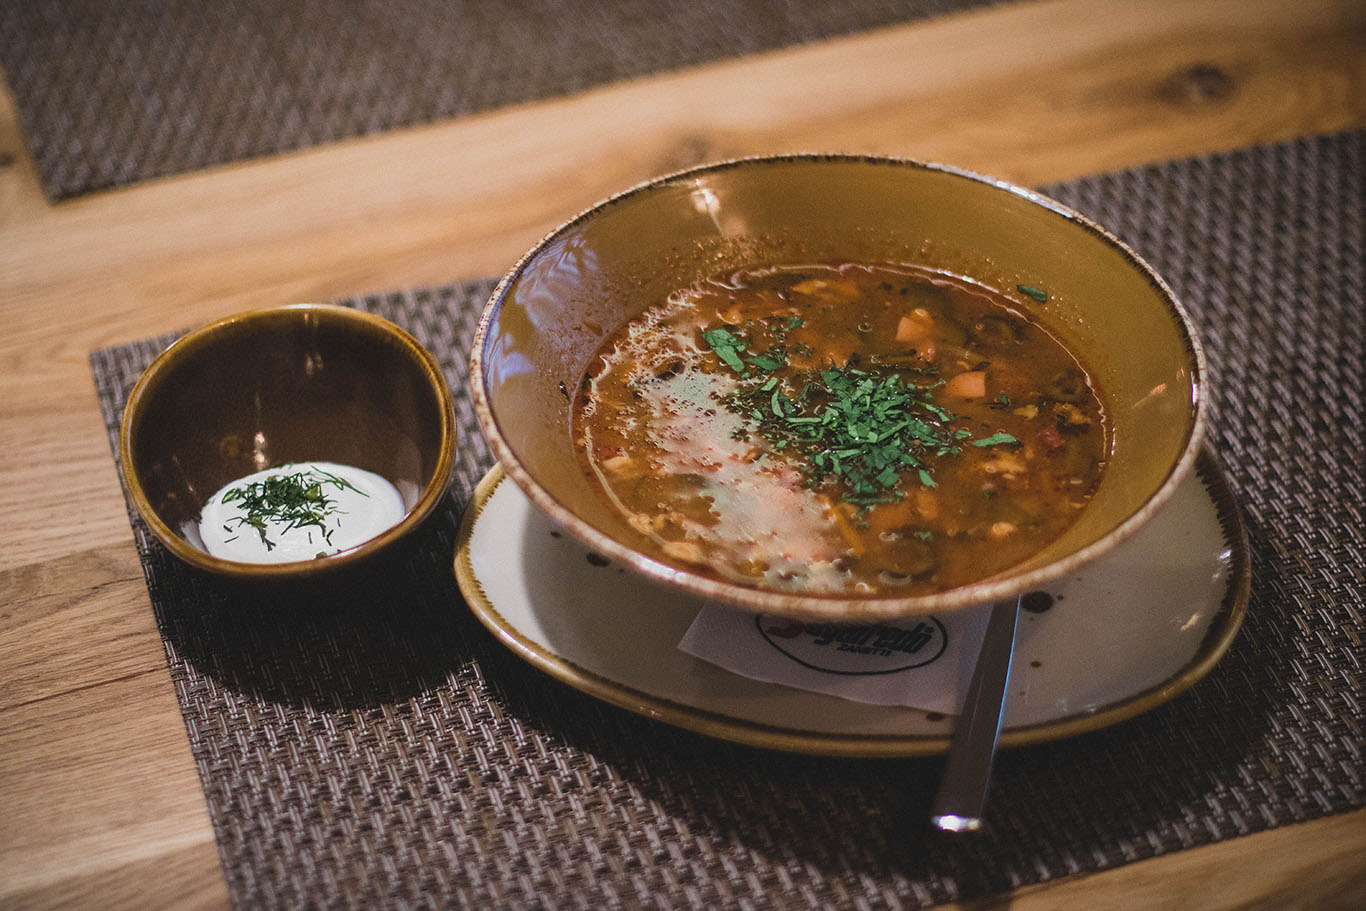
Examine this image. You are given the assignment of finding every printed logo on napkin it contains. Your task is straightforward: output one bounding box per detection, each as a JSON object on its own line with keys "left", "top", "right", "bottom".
{"left": 679, "top": 604, "right": 992, "bottom": 713}
{"left": 756, "top": 616, "right": 947, "bottom": 674}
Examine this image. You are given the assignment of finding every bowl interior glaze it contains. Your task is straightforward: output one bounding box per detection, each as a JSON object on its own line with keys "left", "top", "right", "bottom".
{"left": 121, "top": 304, "right": 455, "bottom": 578}
{"left": 472, "top": 155, "right": 1205, "bottom": 620}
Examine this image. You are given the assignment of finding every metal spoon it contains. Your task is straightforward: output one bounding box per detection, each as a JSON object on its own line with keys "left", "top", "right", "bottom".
{"left": 931, "top": 594, "right": 1021, "bottom": 832}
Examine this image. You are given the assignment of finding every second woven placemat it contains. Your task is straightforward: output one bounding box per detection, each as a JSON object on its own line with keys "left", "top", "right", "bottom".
{"left": 0, "top": 0, "right": 997, "bottom": 200}
{"left": 90, "top": 131, "right": 1363, "bottom": 908}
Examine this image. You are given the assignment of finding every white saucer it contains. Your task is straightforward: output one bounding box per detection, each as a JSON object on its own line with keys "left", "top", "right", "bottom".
{"left": 454, "top": 449, "right": 1248, "bottom": 756}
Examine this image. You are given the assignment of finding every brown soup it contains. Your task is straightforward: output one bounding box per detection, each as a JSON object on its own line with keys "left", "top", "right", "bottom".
{"left": 572, "top": 261, "right": 1108, "bottom": 596}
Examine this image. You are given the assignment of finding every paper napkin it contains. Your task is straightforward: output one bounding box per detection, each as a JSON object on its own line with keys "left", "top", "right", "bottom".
{"left": 679, "top": 603, "right": 993, "bottom": 714}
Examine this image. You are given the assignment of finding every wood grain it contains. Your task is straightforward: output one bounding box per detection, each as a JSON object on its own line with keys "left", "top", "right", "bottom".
{"left": 954, "top": 812, "right": 1366, "bottom": 911}
{"left": 0, "top": 670, "right": 219, "bottom": 903}
{"left": 1, "top": 0, "right": 1362, "bottom": 908}
{"left": 1, "top": 841, "right": 227, "bottom": 911}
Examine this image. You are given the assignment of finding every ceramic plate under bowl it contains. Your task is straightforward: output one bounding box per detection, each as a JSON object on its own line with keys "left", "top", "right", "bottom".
{"left": 454, "top": 448, "right": 1248, "bottom": 757}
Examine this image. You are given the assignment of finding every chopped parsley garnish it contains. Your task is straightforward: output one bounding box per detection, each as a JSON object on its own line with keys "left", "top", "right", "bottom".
{"left": 1017, "top": 284, "right": 1049, "bottom": 302}
{"left": 701, "top": 327, "right": 748, "bottom": 373}
{"left": 702, "top": 317, "right": 802, "bottom": 376}
{"left": 218, "top": 466, "right": 366, "bottom": 550}
{"left": 703, "top": 323, "right": 1018, "bottom": 507}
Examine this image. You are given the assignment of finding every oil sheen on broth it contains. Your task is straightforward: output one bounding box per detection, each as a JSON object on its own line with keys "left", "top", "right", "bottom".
{"left": 573, "top": 262, "right": 1108, "bottom": 596}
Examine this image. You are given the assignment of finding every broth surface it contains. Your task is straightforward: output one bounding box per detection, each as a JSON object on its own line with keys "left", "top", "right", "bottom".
{"left": 573, "top": 262, "right": 1108, "bottom": 596}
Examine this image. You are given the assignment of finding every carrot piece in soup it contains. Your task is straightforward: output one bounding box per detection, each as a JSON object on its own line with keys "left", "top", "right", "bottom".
{"left": 944, "top": 370, "right": 987, "bottom": 399}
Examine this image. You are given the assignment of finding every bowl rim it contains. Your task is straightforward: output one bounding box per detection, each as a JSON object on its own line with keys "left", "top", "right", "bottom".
{"left": 119, "top": 302, "right": 457, "bottom": 578}
{"left": 470, "top": 153, "right": 1208, "bottom": 619}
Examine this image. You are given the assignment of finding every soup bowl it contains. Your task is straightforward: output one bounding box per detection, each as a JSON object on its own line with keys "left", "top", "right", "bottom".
{"left": 470, "top": 155, "right": 1205, "bottom": 620}
{"left": 121, "top": 304, "right": 456, "bottom": 580}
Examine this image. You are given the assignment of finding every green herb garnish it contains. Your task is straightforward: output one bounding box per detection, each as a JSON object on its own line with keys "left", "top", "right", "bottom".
{"left": 971, "top": 432, "right": 1020, "bottom": 447}
{"left": 702, "top": 327, "right": 748, "bottom": 373}
{"left": 1017, "top": 284, "right": 1049, "bottom": 302}
{"left": 218, "top": 466, "right": 367, "bottom": 550}
{"left": 701, "top": 318, "right": 1029, "bottom": 507}
{"left": 789, "top": 364, "right": 940, "bottom": 504}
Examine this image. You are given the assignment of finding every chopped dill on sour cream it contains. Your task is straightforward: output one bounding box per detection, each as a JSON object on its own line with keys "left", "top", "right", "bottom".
{"left": 198, "top": 462, "right": 405, "bottom": 563}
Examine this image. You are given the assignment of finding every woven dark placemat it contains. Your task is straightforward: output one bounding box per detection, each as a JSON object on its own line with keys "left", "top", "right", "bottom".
{"left": 90, "top": 131, "right": 1363, "bottom": 909}
{"left": 0, "top": 0, "right": 999, "bottom": 200}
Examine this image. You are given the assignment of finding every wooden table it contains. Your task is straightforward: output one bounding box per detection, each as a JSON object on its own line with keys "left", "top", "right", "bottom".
{"left": 2, "top": 0, "right": 1363, "bottom": 907}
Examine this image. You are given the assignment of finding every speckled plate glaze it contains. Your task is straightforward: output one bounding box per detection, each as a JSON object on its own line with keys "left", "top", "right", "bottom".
{"left": 454, "top": 447, "right": 1248, "bottom": 757}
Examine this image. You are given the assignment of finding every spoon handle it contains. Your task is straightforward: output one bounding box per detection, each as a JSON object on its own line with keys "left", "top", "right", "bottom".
{"left": 931, "top": 595, "right": 1021, "bottom": 832}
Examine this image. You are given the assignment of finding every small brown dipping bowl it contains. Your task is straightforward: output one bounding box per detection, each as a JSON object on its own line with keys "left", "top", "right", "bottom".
{"left": 120, "top": 304, "right": 456, "bottom": 579}
{"left": 471, "top": 155, "right": 1207, "bottom": 621}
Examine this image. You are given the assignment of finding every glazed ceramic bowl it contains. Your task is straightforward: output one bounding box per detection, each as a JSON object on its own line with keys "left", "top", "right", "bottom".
{"left": 471, "top": 155, "right": 1206, "bottom": 620}
{"left": 121, "top": 304, "right": 456, "bottom": 578}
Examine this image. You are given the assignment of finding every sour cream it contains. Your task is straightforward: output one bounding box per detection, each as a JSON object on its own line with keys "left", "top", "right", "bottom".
{"left": 198, "top": 461, "right": 406, "bottom": 563}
